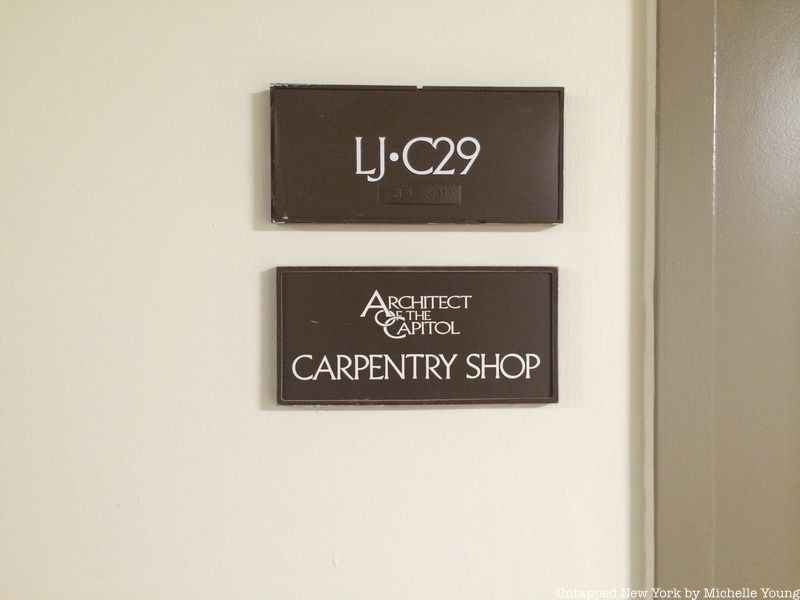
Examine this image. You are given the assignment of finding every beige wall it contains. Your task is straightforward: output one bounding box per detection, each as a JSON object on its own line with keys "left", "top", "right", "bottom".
{"left": 0, "top": 1, "right": 653, "bottom": 597}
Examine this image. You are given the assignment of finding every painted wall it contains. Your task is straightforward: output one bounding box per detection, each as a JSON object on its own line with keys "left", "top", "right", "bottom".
{"left": 0, "top": 1, "right": 652, "bottom": 597}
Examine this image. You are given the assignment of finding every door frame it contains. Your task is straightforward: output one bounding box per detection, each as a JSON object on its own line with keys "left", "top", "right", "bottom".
{"left": 655, "top": 0, "right": 717, "bottom": 584}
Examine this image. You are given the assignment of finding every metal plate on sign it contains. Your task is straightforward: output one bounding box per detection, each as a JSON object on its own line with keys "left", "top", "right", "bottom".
{"left": 271, "top": 85, "right": 564, "bottom": 224}
{"left": 276, "top": 267, "right": 558, "bottom": 405}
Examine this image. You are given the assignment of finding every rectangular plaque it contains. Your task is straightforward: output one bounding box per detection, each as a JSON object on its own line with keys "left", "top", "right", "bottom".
{"left": 271, "top": 85, "right": 563, "bottom": 224}
{"left": 276, "top": 267, "right": 558, "bottom": 405}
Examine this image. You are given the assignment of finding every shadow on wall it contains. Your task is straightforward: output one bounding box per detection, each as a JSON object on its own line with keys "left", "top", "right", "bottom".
{"left": 252, "top": 90, "right": 271, "bottom": 231}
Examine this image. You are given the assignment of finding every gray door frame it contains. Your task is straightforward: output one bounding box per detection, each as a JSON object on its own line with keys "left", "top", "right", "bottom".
{"left": 655, "top": 0, "right": 717, "bottom": 585}
{"left": 656, "top": 0, "right": 800, "bottom": 585}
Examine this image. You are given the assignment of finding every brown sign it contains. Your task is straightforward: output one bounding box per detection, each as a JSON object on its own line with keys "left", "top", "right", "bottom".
{"left": 276, "top": 267, "right": 558, "bottom": 405}
{"left": 271, "top": 85, "right": 563, "bottom": 224}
